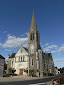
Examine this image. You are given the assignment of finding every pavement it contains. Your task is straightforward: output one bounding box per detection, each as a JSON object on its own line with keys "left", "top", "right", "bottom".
{"left": 0, "top": 76, "right": 43, "bottom": 82}
{"left": 47, "top": 81, "right": 52, "bottom": 85}
{"left": 0, "top": 75, "right": 53, "bottom": 82}
{"left": 0, "top": 75, "right": 52, "bottom": 85}
{"left": 0, "top": 74, "right": 62, "bottom": 85}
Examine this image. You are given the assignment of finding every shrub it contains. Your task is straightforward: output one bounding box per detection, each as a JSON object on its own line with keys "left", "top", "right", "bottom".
{"left": 48, "top": 73, "right": 54, "bottom": 76}
{"left": 8, "top": 68, "right": 12, "bottom": 74}
{"left": 62, "top": 77, "right": 64, "bottom": 84}
{"left": 29, "top": 70, "right": 34, "bottom": 76}
{"left": 29, "top": 70, "right": 37, "bottom": 77}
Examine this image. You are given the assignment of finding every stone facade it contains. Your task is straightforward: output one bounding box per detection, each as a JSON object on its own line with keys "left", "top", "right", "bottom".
{"left": 28, "top": 12, "right": 41, "bottom": 73}
{"left": 0, "top": 55, "right": 5, "bottom": 77}
{"left": 7, "top": 45, "right": 28, "bottom": 76}
{"left": 28, "top": 12, "right": 55, "bottom": 77}
{"left": 43, "top": 53, "right": 55, "bottom": 76}
{"left": 7, "top": 12, "right": 55, "bottom": 77}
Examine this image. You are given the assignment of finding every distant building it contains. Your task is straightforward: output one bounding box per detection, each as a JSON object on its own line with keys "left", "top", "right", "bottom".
{"left": 7, "top": 12, "right": 55, "bottom": 77}
{"left": 0, "top": 55, "right": 5, "bottom": 77}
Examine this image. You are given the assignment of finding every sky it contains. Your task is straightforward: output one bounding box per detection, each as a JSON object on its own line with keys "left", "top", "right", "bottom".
{"left": 0, "top": 0, "right": 64, "bottom": 68}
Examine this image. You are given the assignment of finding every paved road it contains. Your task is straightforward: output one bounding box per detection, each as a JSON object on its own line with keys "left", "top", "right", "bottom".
{"left": 0, "top": 74, "right": 62, "bottom": 85}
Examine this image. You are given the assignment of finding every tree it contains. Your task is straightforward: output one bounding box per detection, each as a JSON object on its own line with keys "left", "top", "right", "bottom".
{"left": 8, "top": 68, "right": 12, "bottom": 74}
{"left": 58, "top": 67, "right": 64, "bottom": 73}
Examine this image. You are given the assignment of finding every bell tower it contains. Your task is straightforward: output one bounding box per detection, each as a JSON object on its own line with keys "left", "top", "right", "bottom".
{"left": 28, "top": 12, "right": 41, "bottom": 72}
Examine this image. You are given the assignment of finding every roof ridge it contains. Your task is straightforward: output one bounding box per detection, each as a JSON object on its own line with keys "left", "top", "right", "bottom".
{"left": 0, "top": 55, "right": 5, "bottom": 59}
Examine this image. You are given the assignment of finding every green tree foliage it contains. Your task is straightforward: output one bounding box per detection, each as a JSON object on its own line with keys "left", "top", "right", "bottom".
{"left": 58, "top": 67, "right": 64, "bottom": 73}
{"left": 8, "top": 68, "right": 12, "bottom": 74}
{"left": 29, "top": 69, "right": 37, "bottom": 77}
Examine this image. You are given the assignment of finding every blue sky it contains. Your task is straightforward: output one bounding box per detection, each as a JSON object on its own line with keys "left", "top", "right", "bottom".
{"left": 0, "top": 0, "right": 64, "bottom": 68}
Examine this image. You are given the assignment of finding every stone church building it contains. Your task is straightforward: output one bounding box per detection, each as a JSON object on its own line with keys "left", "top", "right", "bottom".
{"left": 7, "top": 12, "right": 55, "bottom": 77}
{"left": 7, "top": 45, "right": 29, "bottom": 76}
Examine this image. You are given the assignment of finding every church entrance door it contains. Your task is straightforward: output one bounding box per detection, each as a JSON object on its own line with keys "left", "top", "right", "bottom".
{"left": 20, "top": 69, "right": 23, "bottom": 75}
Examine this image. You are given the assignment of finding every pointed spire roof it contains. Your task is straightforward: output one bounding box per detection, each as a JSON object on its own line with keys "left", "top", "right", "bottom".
{"left": 30, "top": 12, "right": 37, "bottom": 31}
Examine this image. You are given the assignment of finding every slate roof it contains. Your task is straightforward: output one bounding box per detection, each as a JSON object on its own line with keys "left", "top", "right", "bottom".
{"left": 9, "top": 46, "right": 28, "bottom": 58}
{"left": 23, "top": 47, "right": 28, "bottom": 51}
{"left": 9, "top": 53, "right": 16, "bottom": 58}
{"left": 0, "top": 55, "right": 5, "bottom": 59}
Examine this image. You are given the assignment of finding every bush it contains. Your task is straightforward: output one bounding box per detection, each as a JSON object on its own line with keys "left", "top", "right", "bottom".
{"left": 62, "top": 77, "right": 64, "bottom": 84}
{"left": 29, "top": 70, "right": 34, "bottom": 76}
{"left": 29, "top": 70, "right": 37, "bottom": 77}
{"left": 8, "top": 68, "right": 12, "bottom": 74}
{"left": 48, "top": 73, "right": 54, "bottom": 76}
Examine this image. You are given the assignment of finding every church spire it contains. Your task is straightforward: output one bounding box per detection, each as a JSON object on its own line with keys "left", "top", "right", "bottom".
{"left": 30, "top": 12, "right": 37, "bottom": 30}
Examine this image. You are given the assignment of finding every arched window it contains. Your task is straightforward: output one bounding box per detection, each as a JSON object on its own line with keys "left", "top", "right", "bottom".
{"left": 19, "top": 57, "right": 20, "bottom": 61}
{"left": 23, "top": 55, "right": 25, "bottom": 61}
{"left": 12, "top": 61, "right": 13, "bottom": 66}
{"left": 31, "top": 33, "right": 32, "bottom": 40}
{"left": 21, "top": 57, "right": 22, "bottom": 61}
{"left": 47, "top": 64, "right": 48, "bottom": 71}
{"left": 33, "top": 33, "right": 34, "bottom": 40}
{"left": 36, "top": 32, "right": 38, "bottom": 41}
{"left": 30, "top": 33, "right": 34, "bottom": 41}
{"left": 31, "top": 58, "right": 34, "bottom": 66}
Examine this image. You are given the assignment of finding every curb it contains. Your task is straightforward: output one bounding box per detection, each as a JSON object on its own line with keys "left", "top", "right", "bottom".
{"left": 46, "top": 81, "right": 52, "bottom": 85}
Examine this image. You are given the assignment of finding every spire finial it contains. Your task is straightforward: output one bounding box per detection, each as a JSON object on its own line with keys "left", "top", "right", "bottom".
{"left": 30, "top": 11, "right": 37, "bottom": 30}
{"left": 32, "top": 10, "right": 35, "bottom": 18}
{"left": 33, "top": 10, "right": 34, "bottom": 16}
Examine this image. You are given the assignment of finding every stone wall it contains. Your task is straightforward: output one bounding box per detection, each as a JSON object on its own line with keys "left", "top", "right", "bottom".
{"left": 0, "top": 59, "right": 5, "bottom": 77}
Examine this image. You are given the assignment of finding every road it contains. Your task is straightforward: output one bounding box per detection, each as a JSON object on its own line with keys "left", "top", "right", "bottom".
{"left": 0, "top": 74, "right": 62, "bottom": 85}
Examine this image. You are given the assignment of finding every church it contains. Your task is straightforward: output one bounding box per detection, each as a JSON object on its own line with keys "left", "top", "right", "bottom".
{"left": 7, "top": 12, "right": 55, "bottom": 77}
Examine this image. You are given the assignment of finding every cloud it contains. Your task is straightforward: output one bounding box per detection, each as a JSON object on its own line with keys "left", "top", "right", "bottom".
{"left": 24, "top": 32, "right": 28, "bottom": 36}
{"left": 46, "top": 45, "right": 57, "bottom": 49}
{"left": 21, "top": 32, "right": 28, "bottom": 37}
{"left": 54, "top": 63, "right": 64, "bottom": 68}
{"left": 43, "top": 48, "right": 50, "bottom": 52}
{"left": 3, "top": 31, "right": 8, "bottom": 33}
{"left": 1, "top": 34, "right": 28, "bottom": 48}
{"left": 51, "top": 51, "right": 57, "bottom": 53}
{"left": 54, "top": 59, "right": 64, "bottom": 61}
{"left": 0, "top": 43, "right": 2, "bottom": 46}
{"left": 5, "top": 49, "right": 11, "bottom": 51}
{"left": 7, "top": 34, "right": 10, "bottom": 37}
{"left": 23, "top": 42, "right": 28, "bottom": 48}
{"left": 22, "top": 35, "right": 25, "bottom": 37}
{"left": 41, "top": 45, "right": 43, "bottom": 47}
{"left": 58, "top": 46, "right": 64, "bottom": 52}
{"left": 43, "top": 44, "right": 58, "bottom": 52}
{"left": 54, "top": 59, "right": 64, "bottom": 68}
{"left": 46, "top": 43, "right": 49, "bottom": 46}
